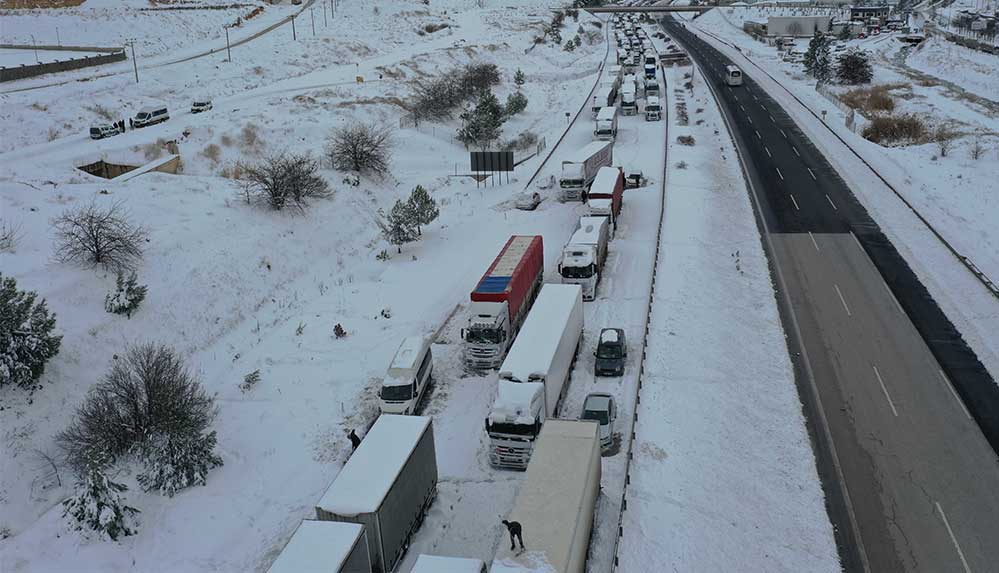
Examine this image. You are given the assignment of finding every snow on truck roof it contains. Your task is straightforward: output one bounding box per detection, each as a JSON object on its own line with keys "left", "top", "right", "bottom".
{"left": 566, "top": 141, "right": 611, "bottom": 163}
{"left": 569, "top": 217, "right": 608, "bottom": 246}
{"left": 475, "top": 236, "right": 538, "bottom": 295}
{"left": 490, "top": 380, "right": 544, "bottom": 424}
{"left": 317, "top": 415, "right": 431, "bottom": 515}
{"left": 412, "top": 554, "right": 486, "bottom": 573}
{"left": 385, "top": 336, "right": 429, "bottom": 387}
{"left": 499, "top": 284, "right": 582, "bottom": 385}
{"left": 266, "top": 520, "right": 364, "bottom": 573}
{"left": 596, "top": 106, "right": 616, "bottom": 121}
{"left": 592, "top": 166, "right": 620, "bottom": 191}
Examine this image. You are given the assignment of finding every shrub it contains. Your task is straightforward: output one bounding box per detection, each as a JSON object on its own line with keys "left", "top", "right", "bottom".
{"left": 501, "top": 131, "right": 539, "bottom": 152}
{"left": 0, "top": 219, "right": 21, "bottom": 252}
{"left": 63, "top": 455, "right": 139, "bottom": 541}
{"left": 836, "top": 50, "right": 873, "bottom": 85}
{"left": 201, "top": 143, "right": 222, "bottom": 162}
{"left": 934, "top": 124, "right": 957, "bottom": 156}
{"left": 861, "top": 114, "right": 928, "bottom": 145}
{"left": 240, "top": 123, "right": 259, "bottom": 149}
{"left": 104, "top": 271, "right": 147, "bottom": 318}
{"left": 841, "top": 85, "right": 898, "bottom": 114}
{"left": 677, "top": 135, "right": 696, "bottom": 146}
{"left": 460, "top": 62, "right": 502, "bottom": 96}
{"left": 239, "top": 153, "right": 331, "bottom": 211}
{"left": 0, "top": 274, "right": 62, "bottom": 389}
{"left": 423, "top": 22, "right": 449, "bottom": 33}
{"left": 969, "top": 137, "right": 985, "bottom": 160}
{"left": 325, "top": 123, "right": 393, "bottom": 175}
{"left": 51, "top": 201, "right": 147, "bottom": 272}
{"left": 505, "top": 91, "right": 529, "bottom": 116}
{"left": 135, "top": 430, "right": 223, "bottom": 497}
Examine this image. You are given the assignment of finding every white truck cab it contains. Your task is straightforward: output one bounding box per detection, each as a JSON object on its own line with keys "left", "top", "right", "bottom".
{"left": 379, "top": 336, "right": 433, "bottom": 415}
{"left": 559, "top": 216, "right": 610, "bottom": 301}
{"left": 645, "top": 96, "right": 662, "bottom": 121}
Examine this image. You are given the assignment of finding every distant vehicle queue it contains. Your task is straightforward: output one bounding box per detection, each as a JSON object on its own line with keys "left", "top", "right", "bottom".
{"left": 89, "top": 99, "right": 212, "bottom": 140}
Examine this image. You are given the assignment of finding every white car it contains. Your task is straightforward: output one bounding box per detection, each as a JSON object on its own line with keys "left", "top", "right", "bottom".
{"left": 581, "top": 393, "right": 617, "bottom": 451}
{"left": 515, "top": 192, "right": 542, "bottom": 211}
{"left": 191, "top": 99, "right": 213, "bottom": 113}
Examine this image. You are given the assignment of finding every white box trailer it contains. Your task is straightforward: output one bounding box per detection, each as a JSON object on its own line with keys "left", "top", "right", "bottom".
{"left": 486, "top": 284, "right": 584, "bottom": 469}
{"left": 411, "top": 554, "right": 487, "bottom": 573}
{"left": 267, "top": 520, "right": 372, "bottom": 573}
{"left": 316, "top": 415, "right": 438, "bottom": 573}
{"left": 589, "top": 85, "right": 615, "bottom": 116}
{"left": 490, "top": 421, "right": 602, "bottom": 573}
{"left": 559, "top": 141, "right": 613, "bottom": 202}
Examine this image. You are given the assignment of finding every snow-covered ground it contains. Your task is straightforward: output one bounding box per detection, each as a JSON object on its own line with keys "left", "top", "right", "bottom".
{"left": 616, "top": 60, "right": 838, "bottom": 573}
{"left": 0, "top": 48, "right": 109, "bottom": 67}
{"left": 681, "top": 8, "right": 999, "bottom": 384}
{"left": 906, "top": 35, "right": 999, "bottom": 99}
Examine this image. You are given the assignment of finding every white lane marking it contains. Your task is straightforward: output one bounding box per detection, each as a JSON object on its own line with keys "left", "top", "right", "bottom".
{"left": 765, "top": 146, "right": 772, "bottom": 158}
{"left": 881, "top": 279, "right": 904, "bottom": 314}
{"left": 935, "top": 502, "right": 972, "bottom": 573}
{"left": 789, "top": 194, "right": 800, "bottom": 210}
{"left": 752, "top": 94, "right": 759, "bottom": 101}
{"left": 851, "top": 231, "right": 864, "bottom": 251}
{"left": 834, "top": 283, "right": 852, "bottom": 317}
{"left": 808, "top": 231, "right": 820, "bottom": 251}
{"left": 792, "top": 146, "right": 800, "bottom": 157}
{"left": 873, "top": 365, "right": 898, "bottom": 417}
{"left": 760, "top": 104, "right": 767, "bottom": 111}
{"left": 740, "top": 104, "right": 746, "bottom": 111}
{"left": 733, "top": 93, "right": 739, "bottom": 100}
{"left": 808, "top": 168, "right": 817, "bottom": 180}
{"left": 938, "top": 370, "right": 973, "bottom": 419}
{"left": 748, "top": 116, "right": 753, "bottom": 124}
{"left": 755, "top": 129, "right": 762, "bottom": 140}
{"left": 776, "top": 167, "right": 784, "bottom": 180}
{"left": 826, "top": 194, "right": 838, "bottom": 210}
{"left": 769, "top": 114, "right": 776, "bottom": 123}
{"left": 780, "top": 129, "right": 788, "bottom": 139}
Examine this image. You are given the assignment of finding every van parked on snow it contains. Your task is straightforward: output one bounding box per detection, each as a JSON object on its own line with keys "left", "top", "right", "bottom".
{"left": 130, "top": 105, "right": 169, "bottom": 129}
{"left": 379, "top": 336, "right": 433, "bottom": 415}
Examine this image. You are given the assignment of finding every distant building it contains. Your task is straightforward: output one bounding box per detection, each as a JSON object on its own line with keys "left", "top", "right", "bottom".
{"left": 767, "top": 15, "right": 833, "bottom": 37}
{"left": 849, "top": 5, "right": 891, "bottom": 25}
{"left": 831, "top": 19, "right": 866, "bottom": 37}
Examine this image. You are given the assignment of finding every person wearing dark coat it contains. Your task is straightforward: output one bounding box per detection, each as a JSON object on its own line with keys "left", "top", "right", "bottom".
{"left": 502, "top": 519, "right": 525, "bottom": 551}
{"left": 348, "top": 429, "right": 361, "bottom": 451}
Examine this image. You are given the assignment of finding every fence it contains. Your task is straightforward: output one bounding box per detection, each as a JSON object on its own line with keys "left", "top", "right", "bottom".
{"left": 814, "top": 81, "right": 868, "bottom": 135}
{"left": 0, "top": 45, "right": 126, "bottom": 83}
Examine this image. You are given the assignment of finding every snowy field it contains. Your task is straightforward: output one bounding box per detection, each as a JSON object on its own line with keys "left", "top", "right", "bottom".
{"left": 1, "top": 4, "right": 838, "bottom": 572}
{"left": 681, "top": 8, "right": 999, "bottom": 383}
{"left": 616, "top": 61, "right": 838, "bottom": 573}
{"left": 0, "top": 48, "right": 108, "bottom": 67}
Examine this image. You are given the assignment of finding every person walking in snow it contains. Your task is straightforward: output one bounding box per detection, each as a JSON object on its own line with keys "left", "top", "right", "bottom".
{"left": 348, "top": 429, "right": 361, "bottom": 452}
{"left": 502, "top": 519, "right": 525, "bottom": 551}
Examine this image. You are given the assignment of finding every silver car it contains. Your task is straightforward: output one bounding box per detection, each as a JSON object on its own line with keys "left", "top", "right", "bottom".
{"left": 581, "top": 393, "right": 617, "bottom": 450}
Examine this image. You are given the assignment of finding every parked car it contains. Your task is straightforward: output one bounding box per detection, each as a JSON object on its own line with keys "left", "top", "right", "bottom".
{"left": 580, "top": 392, "right": 617, "bottom": 451}
{"left": 191, "top": 98, "right": 213, "bottom": 113}
{"left": 594, "top": 327, "right": 626, "bottom": 376}
{"left": 89, "top": 123, "right": 121, "bottom": 140}
{"left": 515, "top": 191, "right": 542, "bottom": 211}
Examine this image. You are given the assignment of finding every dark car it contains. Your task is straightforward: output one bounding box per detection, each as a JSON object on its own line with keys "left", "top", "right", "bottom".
{"left": 594, "top": 327, "right": 626, "bottom": 376}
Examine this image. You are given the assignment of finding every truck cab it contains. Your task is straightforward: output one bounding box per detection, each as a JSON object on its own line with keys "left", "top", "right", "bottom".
{"left": 559, "top": 216, "right": 610, "bottom": 301}
{"left": 645, "top": 96, "right": 662, "bottom": 122}
{"left": 594, "top": 106, "right": 618, "bottom": 141}
{"left": 464, "top": 300, "right": 510, "bottom": 367}
{"left": 620, "top": 87, "right": 637, "bottom": 115}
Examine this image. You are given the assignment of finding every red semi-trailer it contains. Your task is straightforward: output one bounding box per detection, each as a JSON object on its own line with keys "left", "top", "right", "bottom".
{"left": 586, "top": 166, "right": 624, "bottom": 230}
{"left": 462, "top": 235, "right": 544, "bottom": 370}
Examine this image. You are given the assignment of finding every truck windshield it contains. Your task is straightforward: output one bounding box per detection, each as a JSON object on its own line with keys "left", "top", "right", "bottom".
{"left": 380, "top": 384, "right": 413, "bottom": 401}
{"left": 466, "top": 327, "right": 502, "bottom": 344}
{"left": 487, "top": 420, "right": 538, "bottom": 437}
{"left": 561, "top": 264, "right": 595, "bottom": 279}
{"left": 597, "top": 344, "right": 623, "bottom": 359}
{"left": 582, "top": 409, "right": 609, "bottom": 425}
{"left": 561, "top": 178, "right": 583, "bottom": 188}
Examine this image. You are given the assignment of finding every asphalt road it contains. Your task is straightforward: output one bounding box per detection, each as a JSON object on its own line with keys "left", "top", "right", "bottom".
{"left": 660, "top": 17, "right": 999, "bottom": 573}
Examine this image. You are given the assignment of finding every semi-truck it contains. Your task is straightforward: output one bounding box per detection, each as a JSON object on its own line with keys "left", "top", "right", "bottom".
{"left": 490, "top": 421, "right": 602, "bottom": 573}
{"left": 559, "top": 141, "right": 613, "bottom": 202}
{"left": 620, "top": 83, "right": 637, "bottom": 115}
{"left": 463, "top": 236, "right": 544, "bottom": 370}
{"left": 558, "top": 216, "right": 610, "bottom": 301}
{"left": 486, "top": 284, "right": 584, "bottom": 470}
{"left": 594, "top": 105, "right": 618, "bottom": 141}
{"left": 590, "top": 86, "right": 615, "bottom": 116}
{"left": 586, "top": 166, "right": 624, "bottom": 228}
{"left": 267, "top": 520, "right": 372, "bottom": 573}
{"left": 315, "top": 415, "right": 438, "bottom": 573}
{"left": 645, "top": 95, "right": 662, "bottom": 121}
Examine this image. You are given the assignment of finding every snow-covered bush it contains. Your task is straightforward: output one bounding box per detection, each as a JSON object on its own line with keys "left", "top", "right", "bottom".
{"left": 51, "top": 201, "right": 147, "bottom": 272}
{"left": 62, "top": 456, "right": 139, "bottom": 541}
{"left": 505, "top": 91, "right": 529, "bottom": 116}
{"left": 239, "top": 153, "right": 331, "bottom": 211}
{"left": 325, "top": 123, "right": 393, "bottom": 175}
{"left": 135, "top": 431, "right": 223, "bottom": 497}
{"left": 58, "top": 343, "right": 221, "bottom": 492}
{"left": 0, "top": 274, "right": 62, "bottom": 390}
{"left": 835, "top": 51, "right": 873, "bottom": 85}
{"left": 104, "top": 271, "right": 148, "bottom": 318}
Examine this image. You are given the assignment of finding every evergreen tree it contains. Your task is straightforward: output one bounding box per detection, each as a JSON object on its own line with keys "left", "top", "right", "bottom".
{"left": 838, "top": 26, "right": 851, "bottom": 41}
{"left": 63, "top": 456, "right": 139, "bottom": 541}
{"left": 0, "top": 274, "right": 62, "bottom": 389}
{"left": 804, "top": 33, "right": 830, "bottom": 78}
{"left": 136, "top": 431, "right": 224, "bottom": 497}
{"left": 383, "top": 200, "right": 418, "bottom": 253}
{"left": 407, "top": 185, "right": 440, "bottom": 236}
{"left": 104, "top": 271, "right": 148, "bottom": 318}
{"left": 514, "top": 68, "right": 526, "bottom": 88}
{"left": 457, "top": 91, "right": 506, "bottom": 150}
{"left": 836, "top": 50, "right": 874, "bottom": 85}
{"left": 814, "top": 40, "right": 832, "bottom": 82}
{"left": 505, "top": 91, "right": 529, "bottom": 116}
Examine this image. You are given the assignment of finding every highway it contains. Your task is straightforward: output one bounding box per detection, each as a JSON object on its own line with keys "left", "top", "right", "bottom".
{"left": 660, "top": 16, "right": 999, "bottom": 573}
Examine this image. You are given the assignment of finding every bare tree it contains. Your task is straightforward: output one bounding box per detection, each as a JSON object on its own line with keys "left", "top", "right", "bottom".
{"left": 239, "top": 153, "right": 331, "bottom": 211}
{"left": 0, "top": 219, "right": 21, "bottom": 252}
{"left": 51, "top": 202, "right": 147, "bottom": 272}
{"left": 326, "top": 123, "right": 393, "bottom": 175}
{"left": 934, "top": 125, "right": 957, "bottom": 157}
{"left": 969, "top": 136, "right": 985, "bottom": 160}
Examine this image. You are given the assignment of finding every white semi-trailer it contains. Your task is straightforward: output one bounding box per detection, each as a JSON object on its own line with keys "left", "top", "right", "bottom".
{"left": 559, "top": 141, "right": 613, "bottom": 202}
{"left": 486, "top": 284, "right": 584, "bottom": 470}
{"left": 267, "top": 520, "right": 372, "bottom": 573}
{"left": 490, "top": 421, "right": 602, "bottom": 573}
{"left": 316, "top": 415, "right": 437, "bottom": 573}
{"left": 558, "top": 216, "right": 610, "bottom": 301}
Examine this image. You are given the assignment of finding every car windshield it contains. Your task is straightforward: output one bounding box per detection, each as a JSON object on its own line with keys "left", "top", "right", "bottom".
{"left": 582, "top": 409, "right": 609, "bottom": 425}
{"left": 466, "top": 327, "right": 502, "bottom": 344}
{"left": 380, "top": 384, "right": 412, "bottom": 401}
{"left": 597, "top": 343, "right": 623, "bottom": 359}
{"left": 137, "top": 113, "right": 149, "bottom": 119}
{"left": 561, "top": 264, "right": 594, "bottom": 279}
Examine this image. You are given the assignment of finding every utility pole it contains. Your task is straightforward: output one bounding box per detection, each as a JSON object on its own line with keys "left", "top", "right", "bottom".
{"left": 311, "top": 7, "right": 316, "bottom": 36}
{"left": 55, "top": 27, "right": 61, "bottom": 46}
{"left": 323, "top": 1, "right": 327, "bottom": 27}
{"left": 30, "top": 34, "right": 39, "bottom": 63}
{"left": 224, "top": 25, "right": 232, "bottom": 62}
{"left": 292, "top": 14, "right": 297, "bottom": 41}
{"left": 125, "top": 39, "right": 138, "bottom": 83}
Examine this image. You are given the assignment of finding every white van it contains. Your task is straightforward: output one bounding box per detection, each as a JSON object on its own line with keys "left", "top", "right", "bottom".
{"left": 379, "top": 336, "right": 433, "bottom": 415}
{"left": 725, "top": 65, "right": 743, "bottom": 86}
{"left": 131, "top": 105, "right": 169, "bottom": 129}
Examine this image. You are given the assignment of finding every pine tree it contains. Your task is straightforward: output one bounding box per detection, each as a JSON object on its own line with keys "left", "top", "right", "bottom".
{"left": 104, "top": 271, "right": 148, "bottom": 318}
{"left": 836, "top": 50, "right": 874, "bottom": 85}
{"left": 505, "top": 91, "right": 529, "bottom": 116}
{"left": 0, "top": 274, "right": 62, "bottom": 389}
{"left": 814, "top": 41, "right": 832, "bottom": 82}
{"left": 407, "top": 185, "right": 440, "bottom": 236}
{"left": 457, "top": 91, "right": 506, "bottom": 150}
{"left": 804, "top": 33, "right": 830, "bottom": 78}
{"left": 514, "top": 68, "right": 526, "bottom": 88}
{"left": 383, "top": 200, "right": 418, "bottom": 253}
{"left": 63, "top": 456, "right": 139, "bottom": 541}
{"left": 136, "top": 431, "right": 224, "bottom": 497}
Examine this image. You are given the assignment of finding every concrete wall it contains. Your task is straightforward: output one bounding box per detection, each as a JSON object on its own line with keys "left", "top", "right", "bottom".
{"left": 767, "top": 15, "right": 832, "bottom": 37}
{"left": 0, "top": 45, "right": 126, "bottom": 83}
